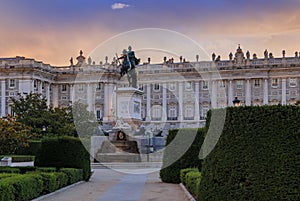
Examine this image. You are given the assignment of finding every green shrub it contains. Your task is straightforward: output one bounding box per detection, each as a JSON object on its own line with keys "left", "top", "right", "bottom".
{"left": 0, "top": 174, "right": 43, "bottom": 201}
{"left": 18, "top": 166, "right": 37, "bottom": 174}
{"left": 36, "top": 167, "right": 57, "bottom": 172}
{"left": 11, "top": 155, "right": 35, "bottom": 162}
{"left": 180, "top": 168, "right": 199, "bottom": 185}
{"left": 0, "top": 179, "right": 15, "bottom": 201}
{"left": 59, "top": 168, "right": 83, "bottom": 184}
{"left": 186, "top": 171, "right": 201, "bottom": 198}
{"left": 0, "top": 167, "right": 20, "bottom": 174}
{"left": 39, "top": 172, "right": 60, "bottom": 193}
{"left": 0, "top": 173, "right": 17, "bottom": 180}
{"left": 15, "top": 140, "right": 42, "bottom": 156}
{"left": 198, "top": 105, "right": 300, "bottom": 201}
{"left": 160, "top": 128, "right": 205, "bottom": 183}
{"left": 35, "top": 136, "right": 91, "bottom": 181}
{"left": 55, "top": 172, "right": 68, "bottom": 188}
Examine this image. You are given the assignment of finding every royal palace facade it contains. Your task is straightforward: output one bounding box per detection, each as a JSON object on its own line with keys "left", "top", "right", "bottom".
{"left": 1, "top": 45, "right": 300, "bottom": 131}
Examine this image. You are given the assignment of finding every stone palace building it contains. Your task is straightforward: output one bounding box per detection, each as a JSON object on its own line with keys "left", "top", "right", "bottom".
{"left": 0, "top": 45, "right": 299, "bottom": 131}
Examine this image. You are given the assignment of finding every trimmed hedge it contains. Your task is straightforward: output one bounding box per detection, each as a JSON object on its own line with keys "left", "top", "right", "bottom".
{"left": 59, "top": 168, "right": 83, "bottom": 184}
{"left": 35, "top": 137, "right": 91, "bottom": 181}
{"left": 186, "top": 171, "right": 201, "bottom": 198}
{"left": 0, "top": 174, "right": 43, "bottom": 201}
{"left": 0, "top": 173, "right": 17, "bottom": 180}
{"left": 0, "top": 167, "right": 20, "bottom": 174}
{"left": 0, "top": 168, "right": 81, "bottom": 201}
{"left": 15, "top": 140, "right": 42, "bottom": 156}
{"left": 160, "top": 128, "right": 205, "bottom": 183}
{"left": 198, "top": 105, "right": 300, "bottom": 201}
{"left": 180, "top": 168, "right": 199, "bottom": 185}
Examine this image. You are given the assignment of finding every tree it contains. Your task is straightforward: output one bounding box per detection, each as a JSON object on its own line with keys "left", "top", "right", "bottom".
{"left": 11, "top": 93, "right": 48, "bottom": 136}
{"left": 0, "top": 116, "right": 33, "bottom": 154}
{"left": 47, "top": 106, "right": 76, "bottom": 136}
{"left": 71, "top": 101, "right": 98, "bottom": 138}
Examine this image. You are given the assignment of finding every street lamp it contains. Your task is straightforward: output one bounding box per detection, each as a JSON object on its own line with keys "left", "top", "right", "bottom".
{"left": 233, "top": 97, "right": 241, "bottom": 107}
{"left": 42, "top": 126, "right": 46, "bottom": 136}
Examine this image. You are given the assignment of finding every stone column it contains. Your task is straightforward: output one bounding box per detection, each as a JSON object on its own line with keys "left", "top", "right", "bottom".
{"left": 194, "top": 81, "right": 200, "bottom": 121}
{"left": 69, "top": 84, "right": 74, "bottom": 103}
{"left": 228, "top": 80, "right": 233, "bottom": 106}
{"left": 211, "top": 81, "right": 217, "bottom": 108}
{"left": 52, "top": 85, "right": 59, "bottom": 108}
{"left": 245, "top": 79, "right": 252, "bottom": 106}
{"left": 281, "top": 78, "right": 287, "bottom": 105}
{"left": 162, "top": 83, "right": 167, "bottom": 122}
{"left": 1, "top": 80, "right": 6, "bottom": 116}
{"left": 87, "top": 84, "right": 93, "bottom": 112}
{"left": 46, "top": 83, "right": 50, "bottom": 107}
{"left": 146, "top": 83, "right": 151, "bottom": 121}
{"left": 178, "top": 82, "right": 183, "bottom": 121}
{"left": 103, "top": 83, "right": 109, "bottom": 121}
{"left": 108, "top": 83, "right": 115, "bottom": 119}
{"left": 263, "top": 79, "right": 269, "bottom": 105}
{"left": 38, "top": 81, "right": 43, "bottom": 94}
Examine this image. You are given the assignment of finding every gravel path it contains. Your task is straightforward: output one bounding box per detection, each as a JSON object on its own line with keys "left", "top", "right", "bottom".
{"left": 37, "top": 169, "right": 188, "bottom": 201}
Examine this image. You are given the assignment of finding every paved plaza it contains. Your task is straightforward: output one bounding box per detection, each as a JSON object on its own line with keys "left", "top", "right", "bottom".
{"left": 37, "top": 168, "right": 189, "bottom": 201}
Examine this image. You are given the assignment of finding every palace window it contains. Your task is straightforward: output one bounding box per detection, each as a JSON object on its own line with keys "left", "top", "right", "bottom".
{"left": 201, "top": 106, "right": 209, "bottom": 118}
{"left": 96, "top": 109, "right": 102, "bottom": 120}
{"left": 139, "top": 84, "right": 144, "bottom": 91}
{"left": 62, "top": 85, "right": 67, "bottom": 92}
{"left": 169, "top": 83, "right": 176, "bottom": 91}
{"left": 254, "top": 79, "right": 260, "bottom": 87}
{"left": 271, "top": 78, "right": 278, "bottom": 87}
{"left": 219, "top": 81, "right": 225, "bottom": 88}
{"left": 152, "top": 105, "right": 162, "bottom": 119}
{"left": 153, "top": 83, "right": 160, "bottom": 91}
{"left": 96, "top": 83, "right": 101, "bottom": 90}
{"left": 78, "top": 84, "right": 84, "bottom": 92}
{"left": 168, "top": 105, "right": 177, "bottom": 118}
{"left": 236, "top": 80, "right": 243, "bottom": 89}
{"left": 202, "top": 81, "right": 208, "bottom": 90}
{"left": 34, "top": 80, "right": 37, "bottom": 89}
{"left": 9, "top": 79, "right": 15, "bottom": 88}
{"left": 289, "top": 78, "right": 297, "bottom": 87}
{"left": 184, "top": 105, "right": 193, "bottom": 118}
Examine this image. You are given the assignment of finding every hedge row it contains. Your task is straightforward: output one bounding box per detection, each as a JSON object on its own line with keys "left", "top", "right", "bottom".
{"left": 198, "top": 105, "right": 300, "bottom": 200}
{"left": 160, "top": 128, "right": 205, "bottom": 183}
{"left": 0, "top": 168, "right": 83, "bottom": 201}
{"left": 35, "top": 136, "right": 91, "bottom": 181}
{"left": 180, "top": 168, "right": 202, "bottom": 198}
{"left": 14, "top": 140, "right": 42, "bottom": 156}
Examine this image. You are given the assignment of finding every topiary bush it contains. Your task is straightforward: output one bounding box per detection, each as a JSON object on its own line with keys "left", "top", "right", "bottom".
{"left": 186, "top": 171, "right": 201, "bottom": 198}
{"left": 160, "top": 128, "right": 205, "bottom": 183}
{"left": 198, "top": 105, "right": 300, "bottom": 201}
{"left": 35, "top": 136, "right": 91, "bottom": 181}
{"left": 15, "top": 140, "right": 41, "bottom": 156}
{"left": 59, "top": 168, "right": 83, "bottom": 185}
{"left": 180, "top": 167, "right": 199, "bottom": 185}
{"left": 0, "top": 167, "right": 20, "bottom": 174}
{"left": 0, "top": 174, "right": 43, "bottom": 201}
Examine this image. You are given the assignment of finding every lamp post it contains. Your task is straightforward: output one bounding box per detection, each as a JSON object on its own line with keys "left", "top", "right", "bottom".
{"left": 233, "top": 97, "right": 241, "bottom": 107}
{"left": 42, "top": 126, "right": 46, "bottom": 137}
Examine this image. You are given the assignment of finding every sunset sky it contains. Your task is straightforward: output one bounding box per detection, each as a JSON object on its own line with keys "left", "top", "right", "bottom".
{"left": 1, "top": 0, "right": 300, "bottom": 66}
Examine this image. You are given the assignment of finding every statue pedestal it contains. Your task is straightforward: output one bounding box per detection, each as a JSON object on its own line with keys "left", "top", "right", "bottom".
{"left": 115, "top": 87, "right": 143, "bottom": 125}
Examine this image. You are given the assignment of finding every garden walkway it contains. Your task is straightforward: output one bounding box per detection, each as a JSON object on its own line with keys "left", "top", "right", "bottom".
{"left": 37, "top": 168, "right": 189, "bottom": 201}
